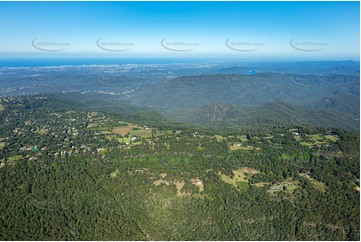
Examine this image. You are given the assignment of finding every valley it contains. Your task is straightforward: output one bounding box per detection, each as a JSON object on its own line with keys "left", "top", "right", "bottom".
{"left": 2, "top": 61, "right": 358, "bottom": 131}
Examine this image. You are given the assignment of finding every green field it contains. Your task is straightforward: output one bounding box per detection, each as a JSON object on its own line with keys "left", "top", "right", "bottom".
{"left": 229, "top": 143, "right": 260, "bottom": 151}
{"left": 300, "top": 173, "right": 327, "bottom": 192}
{"left": 219, "top": 168, "right": 260, "bottom": 189}
{"left": 298, "top": 133, "right": 339, "bottom": 147}
{"left": 7, "top": 155, "right": 23, "bottom": 163}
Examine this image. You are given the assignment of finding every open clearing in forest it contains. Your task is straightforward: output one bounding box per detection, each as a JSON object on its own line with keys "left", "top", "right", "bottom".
{"left": 229, "top": 143, "right": 260, "bottom": 151}
{"left": 153, "top": 179, "right": 170, "bottom": 186}
{"left": 298, "top": 134, "right": 339, "bottom": 147}
{"left": 108, "top": 123, "right": 153, "bottom": 145}
{"left": 219, "top": 167, "right": 260, "bottom": 188}
{"left": 300, "top": 173, "right": 326, "bottom": 192}
{"left": 267, "top": 178, "right": 301, "bottom": 196}
{"left": 0, "top": 142, "right": 5, "bottom": 149}
{"left": 174, "top": 180, "right": 186, "bottom": 196}
{"left": 112, "top": 124, "right": 140, "bottom": 136}
{"left": 7, "top": 155, "right": 22, "bottom": 163}
{"left": 152, "top": 177, "right": 204, "bottom": 197}
{"left": 110, "top": 169, "right": 120, "bottom": 178}
{"left": 35, "top": 128, "right": 49, "bottom": 135}
{"left": 252, "top": 182, "right": 270, "bottom": 187}
{"left": 191, "top": 178, "right": 204, "bottom": 192}
{"left": 238, "top": 135, "right": 249, "bottom": 142}
{"left": 214, "top": 135, "right": 226, "bottom": 141}
{"left": 112, "top": 123, "right": 152, "bottom": 137}
{"left": 324, "top": 135, "right": 339, "bottom": 142}
{"left": 132, "top": 127, "right": 152, "bottom": 137}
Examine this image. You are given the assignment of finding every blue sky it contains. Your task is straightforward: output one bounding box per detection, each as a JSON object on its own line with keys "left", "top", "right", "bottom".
{"left": 0, "top": 1, "right": 359, "bottom": 60}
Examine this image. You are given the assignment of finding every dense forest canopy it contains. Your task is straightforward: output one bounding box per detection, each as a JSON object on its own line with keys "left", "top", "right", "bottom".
{"left": 0, "top": 95, "right": 359, "bottom": 240}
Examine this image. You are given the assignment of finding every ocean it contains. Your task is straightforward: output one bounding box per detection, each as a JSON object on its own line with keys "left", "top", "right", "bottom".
{"left": 0, "top": 57, "right": 212, "bottom": 67}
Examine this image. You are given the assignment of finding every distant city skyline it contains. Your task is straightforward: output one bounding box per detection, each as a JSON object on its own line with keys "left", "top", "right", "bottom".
{"left": 0, "top": 1, "right": 359, "bottom": 60}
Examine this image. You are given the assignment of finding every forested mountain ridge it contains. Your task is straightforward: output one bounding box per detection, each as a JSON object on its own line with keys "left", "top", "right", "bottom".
{"left": 0, "top": 63, "right": 359, "bottom": 131}
{"left": 131, "top": 73, "right": 359, "bottom": 110}
{"left": 170, "top": 101, "right": 359, "bottom": 131}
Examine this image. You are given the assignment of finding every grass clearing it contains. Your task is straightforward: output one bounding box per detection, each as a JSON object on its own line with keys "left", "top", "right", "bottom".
{"left": 229, "top": 143, "right": 260, "bottom": 151}
{"left": 282, "top": 179, "right": 300, "bottom": 194}
{"left": 153, "top": 177, "right": 204, "bottom": 197}
{"left": 0, "top": 142, "right": 5, "bottom": 149}
{"left": 112, "top": 124, "right": 152, "bottom": 137}
{"left": 196, "top": 146, "right": 205, "bottom": 151}
{"left": 214, "top": 135, "right": 226, "bottom": 141}
{"left": 309, "top": 134, "right": 323, "bottom": 142}
{"left": 112, "top": 124, "right": 139, "bottom": 136}
{"left": 219, "top": 167, "right": 260, "bottom": 189}
{"left": 300, "top": 173, "right": 326, "bottom": 192}
{"left": 243, "top": 167, "right": 260, "bottom": 176}
{"left": 112, "top": 123, "right": 152, "bottom": 145}
{"left": 174, "top": 180, "right": 187, "bottom": 197}
{"left": 110, "top": 169, "right": 120, "bottom": 177}
{"left": 117, "top": 136, "right": 131, "bottom": 144}
{"left": 219, "top": 170, "right": 247, "bottom": 186}
{"left": 7, "top": 155, "right": 22, "bottom": 163}
{"left": 100, "top": 130, "right": 113, "bottom": 135}
{"left": 35, "top": 128, "right": 49, "bottom": 135}
{"left": 300, "top": 141, "right": 313, "bottom": 147}
{"left": 153, "top": 179, "right": 170, "bottom": 186}
{"left": 325, "top": 135, "right": 339, "bottom": 142}
{"left": 16, "top": 183, "right": 25, "bottom": 189}
{"left": 298, "top": 134, "right": 339, "bottom": 147}
{"left": 87, "top": 123, "right": 97, "bottom": 128}
{"left": 131, "top": 127, "right": 152, "bottom": 138}
{"left": 286, "top": 184, "right": 299, "bottom": 193}
{"left": 263, "top": 135, "right": 273, "bottom": 140}
{"left": 252, "top": 182, "right": 270, "bottom": 187}
{"left": 238, "top": 135, "right": 249, "bottom": 142}
{"left": 294, "top": 135, "right": 301, "bottom": 141}
{"left": 174, "top": 180, "right": 185, "bottom": 191}
{"left": 191, "top": 178, "right": 204, "bottom": 192}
